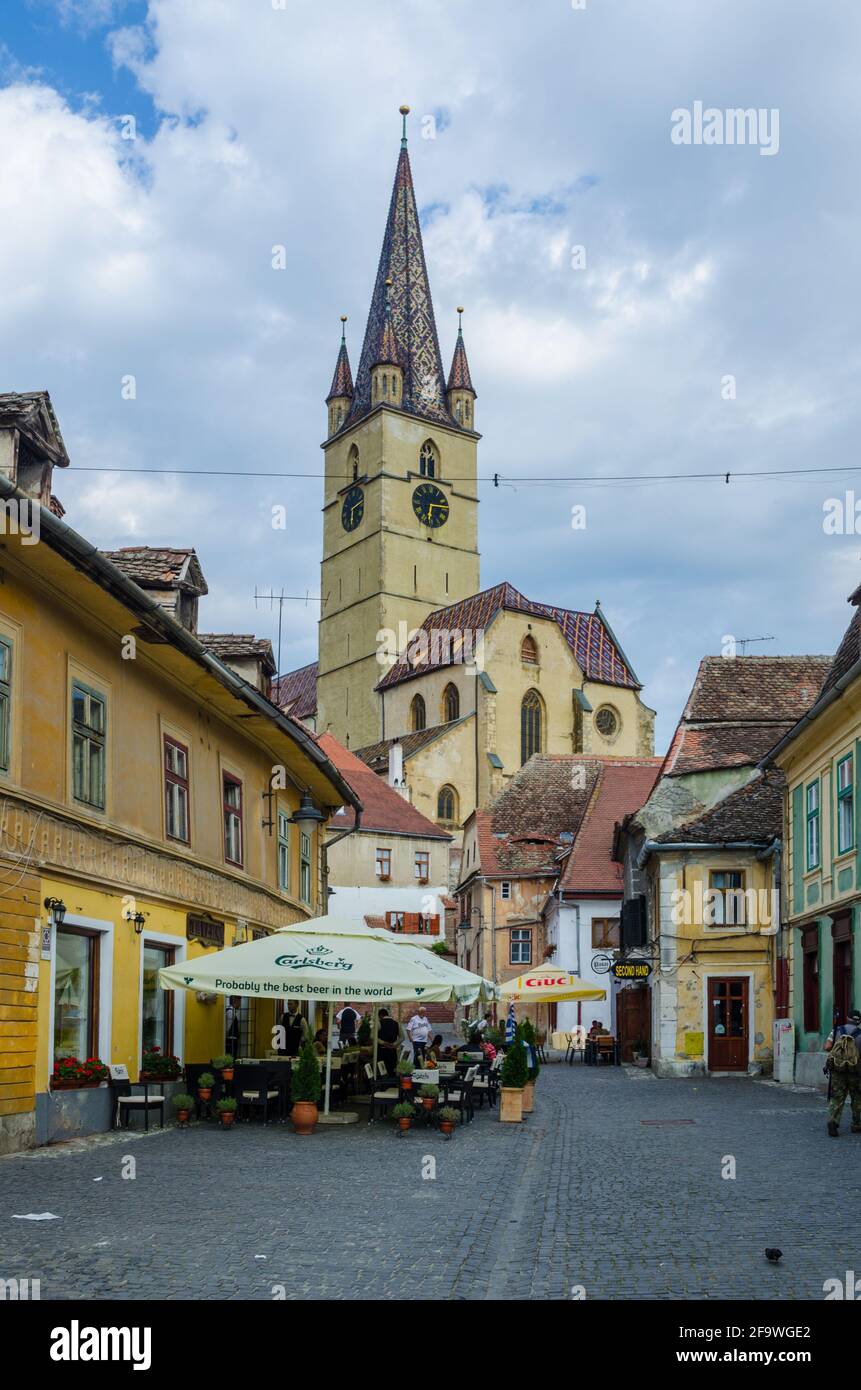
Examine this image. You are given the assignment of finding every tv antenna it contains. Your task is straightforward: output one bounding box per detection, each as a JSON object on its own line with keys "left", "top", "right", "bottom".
{"left": 736, "top": 635, "right": 775, "bottom": 655}
{"left": 254, "top": 587, "right": 321, "bottom": 677}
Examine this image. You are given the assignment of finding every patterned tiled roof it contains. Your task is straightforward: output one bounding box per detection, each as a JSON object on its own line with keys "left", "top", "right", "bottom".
{"left": 348, "top": 144, "right": 453, "bottom": 428}
{"left": 273, "top": 661, "right": 318, "bottom": 720}
{"left": 199, "top": 633, "right": 276, "bottom": 677}
{"left": 655, "top": 771, "right": 784, "bottom": 845}
{"left": 320, "top": 733, "right": 452, "bottom": 840}
{"left": 0, "top": 390, "right": 69, "bottom": 467}
{"left": 355, "top": 721, "right": 466, "bottom": 773}
{"left": 447, "top": 330, "right": 474, "bottom": 393}
{"left": 376, "top": 582, "right": 638, "bottom": 691}
{"left": 661, "top": 655, "right": 830, "bottom": 777}
{"left": 559, "top": 759, "right": 662, "bottom": 894}
{"left": 818, "top": 591, "right": 861, "bottom": 699}
{"left": 102, "top": 546, "right": 208, "bottom": 595}
{"left": 326, "top": 338, "right": 354, "bottom": 402}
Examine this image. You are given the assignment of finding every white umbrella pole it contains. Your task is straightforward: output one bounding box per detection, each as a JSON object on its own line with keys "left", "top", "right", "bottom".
{"left": 324, "top": 1000, "right": 334, "bottom": 1116}
{"left": 372, "top": 1004, "right": 379, "bottom": 1077}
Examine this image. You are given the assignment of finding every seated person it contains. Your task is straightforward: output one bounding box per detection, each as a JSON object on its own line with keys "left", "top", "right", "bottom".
{"left": 481, "top": 1040, "right": 497, "bottom": 1062}
{"left": 425, "top": 1033, "right": 444, "bottom": 1062}
{"left": 312, "top": 1028, "right": 327, "bottom": 1058}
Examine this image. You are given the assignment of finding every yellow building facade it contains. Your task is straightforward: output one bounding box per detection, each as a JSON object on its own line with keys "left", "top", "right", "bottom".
{"left": 0, "top": 393, "right": 359, "bottom": 1152}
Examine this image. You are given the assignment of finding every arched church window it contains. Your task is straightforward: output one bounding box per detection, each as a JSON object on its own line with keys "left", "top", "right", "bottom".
{"left": 520, "top": 634, "right": 538, "bottom": 665}
{"left": 455, "top": 401, "right": 463, "bottom": 423}
{"left": 442, "top": 682, "right": 459, "bottom": 723}
{"left": 410, "top": 694, "right": 427, "bottom": 732}
{"left": 438, "top": 785, "right": 458, "bottom": 825}
{"left": 419, "top": 440, "right": 438, "bottom": 478}
{"left": 521, "top": 689, "right": 543, "bottom": 766}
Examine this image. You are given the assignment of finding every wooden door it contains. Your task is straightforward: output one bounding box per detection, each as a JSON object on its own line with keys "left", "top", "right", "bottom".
{"left": 708, "top": 977, "right": 748, "bottom": 1071}
{"left": 617, "top": 986, "right": 650, "bottom": 1062}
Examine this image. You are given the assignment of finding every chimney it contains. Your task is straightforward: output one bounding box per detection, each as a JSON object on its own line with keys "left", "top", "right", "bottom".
{"left": 388, "top": 740, "right": 410, "bottom": 799}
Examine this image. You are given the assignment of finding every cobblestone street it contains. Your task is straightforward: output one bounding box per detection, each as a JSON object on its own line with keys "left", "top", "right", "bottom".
{"left": 1, "top": 1063, "right": 856, "bottom": 1301}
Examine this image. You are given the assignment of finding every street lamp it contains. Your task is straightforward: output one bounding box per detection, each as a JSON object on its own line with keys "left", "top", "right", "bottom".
{"left": 43, "top": 897, "right": 67, "bottom": 926}
{"left": 289, "top": 790, "right": 325, "bottom": 836}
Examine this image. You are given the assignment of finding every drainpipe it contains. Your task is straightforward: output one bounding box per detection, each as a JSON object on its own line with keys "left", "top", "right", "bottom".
{"left": 637, "top": 839, "right": 769, "bottom": 870}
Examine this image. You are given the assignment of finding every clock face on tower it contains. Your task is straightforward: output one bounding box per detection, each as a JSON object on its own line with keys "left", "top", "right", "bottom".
{"left": 341, "top": 485, "right": 364, "bottom": 532}
{"left": 412, "top": 482, "right": 450, "bottom": 529}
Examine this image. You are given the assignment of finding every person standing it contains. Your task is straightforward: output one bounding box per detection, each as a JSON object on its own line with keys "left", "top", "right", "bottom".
{"left": 405, "top": 1005, "right": 433, "bottom": 1065}
{"left": 225, "top": 996, "right": 242, "bottom": 1061}
{"left": 376, "top": 1008, "right": 402, "bottom": 1076}
{"left": 280, "top": 1001, "right": 309, "bottom": 1057}
{"left": 335, "top": 1002, "right": 361, "bottom": 1046}
{"left": 825, "top": 1007, "right": 861, "bottom": 1137}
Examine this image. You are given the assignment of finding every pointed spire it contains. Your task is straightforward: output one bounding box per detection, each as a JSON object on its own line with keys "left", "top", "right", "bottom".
{"left": 348, "top": 107, "right": 453, "bottom": 427}
{"left": 326, "top": 315, "right": 354, "bottom": 402}
{"left": 447, "top": 305, "right": 475, "bottom": 393}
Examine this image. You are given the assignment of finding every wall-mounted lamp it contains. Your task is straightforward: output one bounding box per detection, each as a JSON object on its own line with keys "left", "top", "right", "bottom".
{"left": 290, "top": 790, "right": 325, "bottom": 837}
{"left": 44, "top": 897, "right": 67, "bottom": 926}
{"left": 131, "top": 912, "right": 146, "bottom": 936}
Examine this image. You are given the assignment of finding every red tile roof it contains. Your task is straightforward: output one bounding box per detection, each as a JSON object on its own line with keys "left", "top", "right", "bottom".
{"left": 319, "top": 733, "right": 452, "bottom": 840}
{"left": 102, "top": 546, "right": 208, "bottom": 595}
{"left": 559, "top": 760, "right": 662, "bottom": 894}
{"left": 199, "top": 633, "right": 275, "bottom": 677}
{"left": 661, "top": 655, "right": 831, "bottom": 776}
{"left": 273, "top": 661, "right": 318, "bottom": 720}
{"left": 376, "top": 582, "right": 638, "bottom": 692}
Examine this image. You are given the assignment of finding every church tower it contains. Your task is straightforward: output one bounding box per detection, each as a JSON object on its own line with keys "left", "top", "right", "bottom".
{"left": 316, "top": 108, "right": 481, "bottom": 748}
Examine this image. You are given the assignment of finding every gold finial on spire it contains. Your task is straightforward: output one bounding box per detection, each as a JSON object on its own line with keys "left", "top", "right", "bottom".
{"left": 340, "top": 314, "right": 347, "bottom": 342}
{"left": 399, "top": 105, "right": 410, "bottom": 145}
{"left": 457, "top": 306, "right": 465, "bottom": 333}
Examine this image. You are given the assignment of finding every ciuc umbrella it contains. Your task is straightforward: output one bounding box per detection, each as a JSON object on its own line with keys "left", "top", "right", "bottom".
{"left": 498, "top": 971, "right": 607, "bottom": 1004}
{"left": 159, "top": 915, "right": 492, "bottom": 1114}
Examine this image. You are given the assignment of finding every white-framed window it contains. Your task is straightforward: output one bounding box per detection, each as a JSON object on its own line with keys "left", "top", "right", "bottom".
{"left": 223, "top": 773, "right": 243, "bottom": 866}
{"left": 500, "top": 881, "right": 511, "bottom": 900}
{"left": 805, "top": 780, "right": 820, "bottom": 870}
{"left": 837, "top": 754, "right": 854, "bottom": 854}
{"left": 164, "top": 735, "right": 189, "bottom": 843}
{"left": 375, "top": 847, "right": 391, "bottom": 879}
{"left": 278, "top": 811, "right": 290, "bottom": 891}
{"left": 510, "top": 928, "right": 532, "bottom": 965}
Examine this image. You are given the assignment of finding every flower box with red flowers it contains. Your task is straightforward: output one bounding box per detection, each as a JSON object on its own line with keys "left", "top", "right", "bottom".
{"left": 51, "top": 1056, "right": 109, "bottom": 1090}
{"left": 139, "top": 1045, "right": 182, "bottom": 1082}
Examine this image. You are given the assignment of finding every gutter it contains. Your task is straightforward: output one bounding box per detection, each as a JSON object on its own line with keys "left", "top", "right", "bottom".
{"left": 4, "top": 478, "right": 361, "bottom": 814}
{"left": 637, "top": 838, "right": 772, "bottom": 870}
{"left": 760, "top": 658, "right": 861, "bottom": 768}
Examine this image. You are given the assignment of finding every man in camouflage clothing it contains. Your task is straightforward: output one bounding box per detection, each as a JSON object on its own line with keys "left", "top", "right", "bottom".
{"left": 825, "top": 1007, "right": 861, "bottom": 1137}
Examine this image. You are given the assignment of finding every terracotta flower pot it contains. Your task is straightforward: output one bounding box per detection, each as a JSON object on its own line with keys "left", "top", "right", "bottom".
{"left": 522, "top": 1081, "right": 535, "bottom": 1113}
{"left": 499, "top": 1086, "right": 523, "bottom": 1123}
{"left": 220, "top": 1111, "right": 235, "bottom": 1128}
{"left": 198, "top": 1087, "right": 212, "bottom": 1102}
{"left": 421, "top": 1097, "right": 434, "bottom": 1110}
{"left": 400, "top": 1077, "right": 413, "bottom": 1091}
{"left": 439, "top": 1121, "right": 454, "bottom": 1138}
{"left": 291, "top": 1100, "right": 318, "bottom": 1135}
{"left": 221, "top": 1067, "right": 234, "bottom": 1083}
{"left": 397, "top": 1117, "right": 412, "bottom": 1132}
{"left": 175, "top": 1109, "right": 190, "bottom": 1124}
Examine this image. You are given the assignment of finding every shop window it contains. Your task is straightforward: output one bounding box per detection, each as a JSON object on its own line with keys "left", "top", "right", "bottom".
{"left": 510, "top": 928, "right": 532, "bottom": 965}
{"left": 164, "top": 736, "right": 190, "bottom": 843}
{"left": 142, "top": 943, "right": 175, "bottom": 1055}
{"left": 223, "top": 773, "right": 244, "bottom": 866}
{"left": 54, "top": 926, "right": 99, "bottom": 1060}
{"left": 72, "top": 680, "right": 106, "bottom": 810}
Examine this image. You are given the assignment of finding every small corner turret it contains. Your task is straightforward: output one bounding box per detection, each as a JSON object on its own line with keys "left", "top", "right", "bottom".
{"left": 447, "top": 307, "right": 476, "bottom": 429}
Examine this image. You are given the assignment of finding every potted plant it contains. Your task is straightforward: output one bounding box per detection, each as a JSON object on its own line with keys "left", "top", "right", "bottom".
{"left": 438, "top": 1106, "right": 459, "bottom": 1138}
{"left": 197, "top": 1071, "right": 215, "bottom": 1102}
{"left": 172, "top": 1093, "right": 194, "bottom": 1125}
{"left": 396, "top": 1056, "right": 414, "bottom": 1091}
{"left": 140, "top": 1045, "right": 182, "bottom": 1083}
{"left": 50, "top": 1056, "right": 109, "bottom": 1089}
{"left": 357, "top": 1013, "right": 372, "bottom": 1047}
{"left": 212, "top": 1054, "right": 235, "bottom": 1083}
{"left": 418, "top": 1083, "right": 439, "bottom": 1111}
{"left": 499, "top": 1025, "right": 528, "bottom": 1122}
{"left": 216, "top": 1097, "right": 238, "bottom": 1128}
{"left": 520, "top": 1018, "right": 540, "bottom": 1112}
{"left": 632, "top": 1040, "right": 650, "bottom": 1068}
{"left": 392, "top": 1101, "right": 416, "bottom": 1133}
{"left": 290, "top": 1037, "right": 322, "bottom": 1135}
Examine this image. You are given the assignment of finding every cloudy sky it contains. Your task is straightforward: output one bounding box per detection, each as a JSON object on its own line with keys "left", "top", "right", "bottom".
{"left": 2, "top": 0, "right": 860, "bottom": 749}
